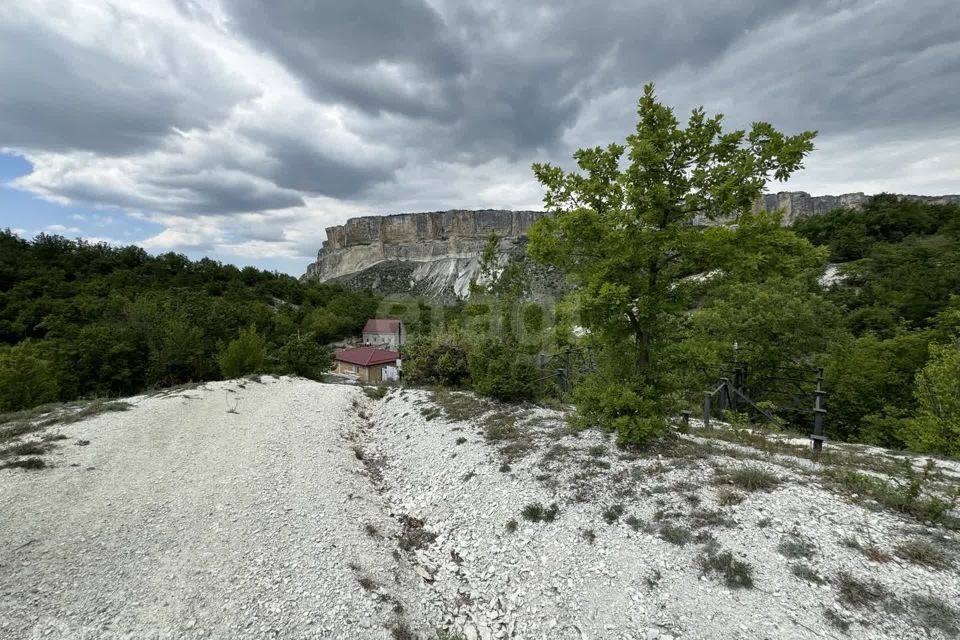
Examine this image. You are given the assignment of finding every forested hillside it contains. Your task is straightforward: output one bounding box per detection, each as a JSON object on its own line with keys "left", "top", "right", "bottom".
{"left": 0, "top": 231, "right": 379, "bottom": 411}
{"left": 794, "top": 195, "right": 960, "bottom": 453}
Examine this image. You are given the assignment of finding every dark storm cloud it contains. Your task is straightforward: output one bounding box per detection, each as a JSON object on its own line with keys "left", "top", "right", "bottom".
{"left": 3, "top": 0, "right": 959, "bottom": 262}
{"left": 224, "top": 0, "right": 468, "bottom": 119}
{"left": 0, "top": 14, "right": 253, "bottom": 155}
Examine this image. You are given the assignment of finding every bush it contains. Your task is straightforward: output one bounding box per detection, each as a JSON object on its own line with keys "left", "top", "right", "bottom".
{"left": 276, "top": 332, "right": 332, "bottom": 380}
{"left": 468, "top": 337, "right": 537, "bottom": 401}
{"left": 218, "top": 326, "right": 267, "bottom": 378}
{"left": 901, "top": 343, "right": 960, "bottom": 457}
{"left": 403, "top": 334, "right": 470, "bottom": 387}
{"left": 0, "top": 342, "right": 59, "bottom": 412}
{"left": 521, "top": 502, "right": 559, "bottom": 523}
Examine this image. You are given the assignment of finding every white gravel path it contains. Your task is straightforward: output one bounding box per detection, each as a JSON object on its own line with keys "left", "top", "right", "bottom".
{"left": 2, "top": 378, "right": 958, "bottom": 640}
{"left": 1, "top": 377, "right": 427, "bottom": 639}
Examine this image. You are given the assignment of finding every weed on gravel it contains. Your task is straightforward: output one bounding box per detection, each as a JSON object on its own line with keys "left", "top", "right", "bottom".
{"left": 717, "top": 466, "right": 781, "bottom": 492}
{"left": 823, "top": 608, "right": 851, "bottom": 633}
{"left": 658, "top": 523, "right": 693, "bottom": 546}
{"left": 602, "top": 504, "right": 625, "bottom": 524}
{"left": 0, "top": 441, "right": 50, "bottom": 458}
{"left": 580, "top": 528, "right": 597, "bottom": 544}
{"left": 397, "top": 515, "right": 437, "bottom": 551}
{"left": 521, "top": 502, "right": 559, "bottom": 523}
{"left": 699, "top": 546, "right": 754, "bottom": 589}
{"left": 777, "top": 534, "right": 816, "bottom": 560}
{"left": 911, "top": 594, "right": 959, "bottom": 635}
{"left": 790, "top": 563, "right": 826, "bottom": 585}
{"left": 825, "top": 467, "right": 960, "bottom": 530}
{"left": 688, "top": 508, "right": 734, "bottom": 529}
{"left": 505, "top": 519, "right": 518, "bottom": 533}
{"left": 894, "top": 537, "right": 952, "bottom": 569}
{"left": 624, "top": 515, "right": 643, "bottom": 531}
{"left": 835, "top": 572, "right": 895, "bottom": 610}
{"left": 0, "top": 457, "right": 47, "bottom": 471}
{"left": 363, "top": 386, "right": 388, "bottom": 400}
{"left": 717, "top": 488, "right": 744, "bottom": 506}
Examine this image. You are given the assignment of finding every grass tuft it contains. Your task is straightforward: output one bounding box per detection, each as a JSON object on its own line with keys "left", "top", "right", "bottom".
{"left": 718, "top": 466, "right": 780, "bottom": 492}
{"left": 894, "top": 538, "right": 952, "bottom": 569}
{"left": 602, "top": 504, "right": 625, "bottom": 524}
{"left": 658, "top": 523, "right": 693, "bottom": 546}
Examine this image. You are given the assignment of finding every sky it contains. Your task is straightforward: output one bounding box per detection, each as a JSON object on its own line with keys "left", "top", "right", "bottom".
{"left": 1, "top": 1, "right": 959, "bottom": 275}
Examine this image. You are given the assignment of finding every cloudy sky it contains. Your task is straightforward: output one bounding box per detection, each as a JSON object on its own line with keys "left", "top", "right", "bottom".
{"left": 2, "top": 1, "right": 958, "bottom": 274}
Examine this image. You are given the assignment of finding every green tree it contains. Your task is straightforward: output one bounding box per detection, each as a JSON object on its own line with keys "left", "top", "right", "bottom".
{"left": 528, "top": 83, "right": 816, "bottom": 443}
{"left": 0, "top": 341, "right": 59, "bottom": 411}
{"left": 218, "top": 325, "right": 267, "bottom": 378}
{"left": 901, "top": 342, "right": 960, "bottom": 456}
{"left": 276, "top": 333, "right": 332, "bottom": 380}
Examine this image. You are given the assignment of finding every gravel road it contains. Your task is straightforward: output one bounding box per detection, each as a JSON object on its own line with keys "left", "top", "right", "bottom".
{"left": 3, "top": 378, "right": 959, "bottom": 640}
{"left": 1, "top": 377, "right": 421, "bottom": 639}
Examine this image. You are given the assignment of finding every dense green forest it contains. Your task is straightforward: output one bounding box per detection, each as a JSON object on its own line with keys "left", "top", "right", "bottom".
{"left": 0, "top": 231, "right": 379, "bottom": 410}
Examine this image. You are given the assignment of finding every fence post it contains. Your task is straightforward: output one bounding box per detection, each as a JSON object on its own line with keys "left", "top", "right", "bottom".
{"left": 703, "top": 392, "right": 712, "bottom": 430}
{"left": 718, "top": 378, "right": 729, "bottom": 414}
{"left": 811, "top": 367, "right": 827, "bottom": 459}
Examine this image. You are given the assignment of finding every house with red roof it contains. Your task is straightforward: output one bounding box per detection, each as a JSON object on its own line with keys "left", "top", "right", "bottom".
{"left": 334, "top": 346, "right": 401, "bottom": 383}
{"left": 362, "top": 318, "right": 405, "bottom": 349}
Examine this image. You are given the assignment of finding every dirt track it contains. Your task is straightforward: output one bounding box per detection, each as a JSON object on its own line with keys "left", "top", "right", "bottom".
{"left": 0, "top": 378, "right": 415, "bottom": 640}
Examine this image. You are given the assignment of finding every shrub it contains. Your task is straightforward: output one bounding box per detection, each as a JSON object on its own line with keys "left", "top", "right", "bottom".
{"left": 276, "top": 333, "right": 332, "bottom": 380}
{"left": 218, "top": 325, "right": 267, "bottom": 378}
{"left": 901, "top": 343, "right": 960, "bottom": 457}
{"left": 790, "top": 563, "right": 825, "bottom": 584}
{"left": 717, "top": 488, "right": 744, "bottom": 506}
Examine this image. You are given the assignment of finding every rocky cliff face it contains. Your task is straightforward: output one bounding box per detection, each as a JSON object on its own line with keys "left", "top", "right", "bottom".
{"left": 303, "top": 209, "right": 547, "bottom": 297}
{"left": 303, "top": 193, "right": 960, "bottom": 297}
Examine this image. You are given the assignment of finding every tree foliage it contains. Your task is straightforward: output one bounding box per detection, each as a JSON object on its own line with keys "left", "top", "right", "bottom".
{"left": 528, "top": 83, "right": 817, "bottom": 443}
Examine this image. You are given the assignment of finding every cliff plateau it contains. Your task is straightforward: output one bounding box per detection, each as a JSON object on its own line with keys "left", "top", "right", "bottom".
{"left": 303, "top": 192, "right": 960, "bottom": 298}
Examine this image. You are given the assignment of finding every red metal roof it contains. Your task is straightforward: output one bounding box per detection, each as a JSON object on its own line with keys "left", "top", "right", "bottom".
{"left": 335, "top": 347, "right": 400, "bottom": 367}
{"left": 362, "top": 319, "right": 401, "bottom": 334}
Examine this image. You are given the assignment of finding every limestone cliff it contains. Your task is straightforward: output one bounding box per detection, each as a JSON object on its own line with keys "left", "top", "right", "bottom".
{"left": 303, "top": 193, "right": 960, "bottom": 298}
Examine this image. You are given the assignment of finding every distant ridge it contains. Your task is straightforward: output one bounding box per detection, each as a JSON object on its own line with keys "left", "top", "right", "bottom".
{"left": 303, "top": 192, "right": 960, "bottom": 297}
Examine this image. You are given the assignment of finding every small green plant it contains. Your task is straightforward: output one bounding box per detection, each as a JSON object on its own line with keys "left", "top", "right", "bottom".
{"left": 894, "top": 538, "right": 952, "bottom": 569}
{"left": 602, "top": 504, "right": 625, "bottom": 524}
{"left": 719, "top": 466, "right": 780, "bottom": 492}
{"left": 699, "top": 547, "right": 754, "bottom": 589}
{"left": 455, "top": 436, "right": 467, "bottom": 445}
{"left": 505, "top": 518, "right": 518, "bottom": 533}
{"left": 521, "top": 502, "right": 560, "bottom": 523}
{"left": 777, "top": 535, "right": 816, "bottom": 559}
{"left": 790, "top": 563, "right": 825, "bottom": 585}
{"left": 624, "top": 515, "right": 643, "bottom": 531}
{"left": 580, "top": 528, "right": 596, "bottom": 544}
{"left": 587, "top": 444, "right": 607, "bottom": 457}
{"left": 364, "top": 523, "right": 381, "bottom": 538}
{"left": 756, "top": 516, "right": 772, "bottom": 528}
{"left": 363, "top": 386, "right": 388, "bottom": 400}
{"left": 658, "top": 523, "right": 693, "bottom": 546}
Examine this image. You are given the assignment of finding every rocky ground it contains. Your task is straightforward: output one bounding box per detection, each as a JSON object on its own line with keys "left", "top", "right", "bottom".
{"left": 2, "top": 378, "right": 959, "bottom": 639}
